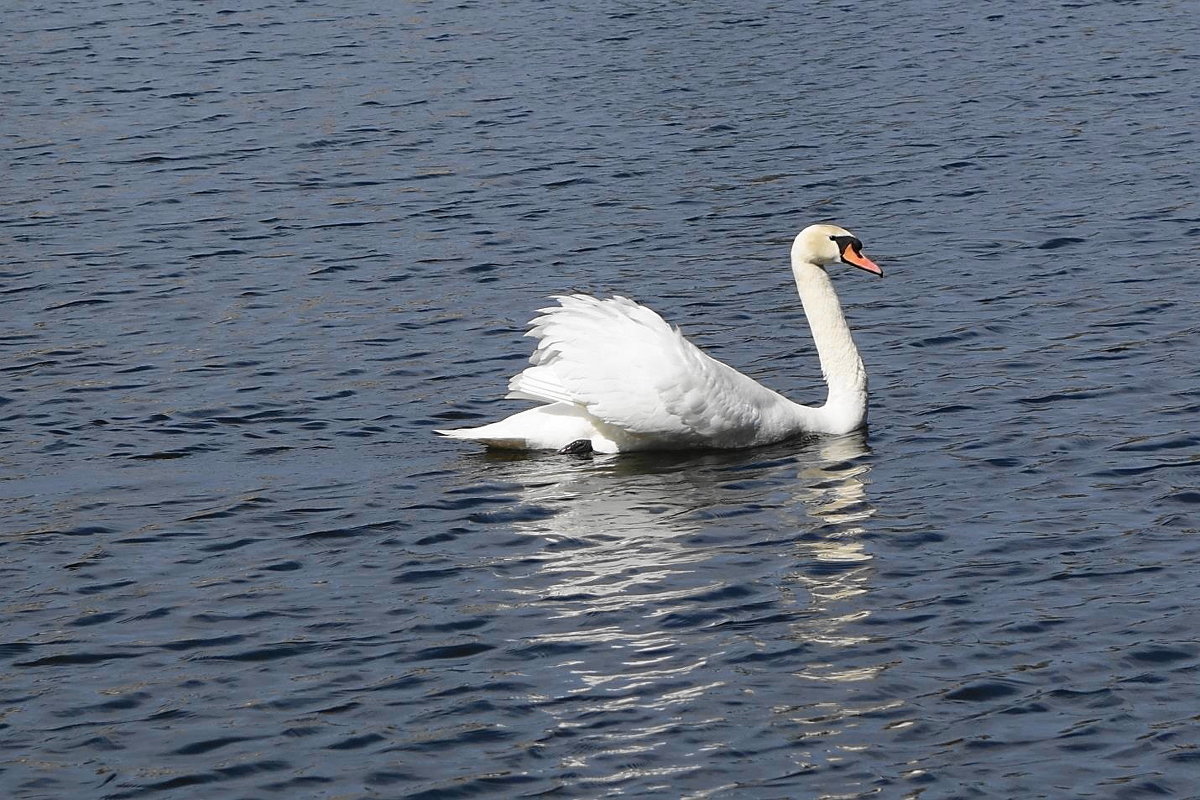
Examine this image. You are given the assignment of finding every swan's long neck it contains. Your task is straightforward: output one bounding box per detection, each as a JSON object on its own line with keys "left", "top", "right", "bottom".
{"left": 791, "top": 256, "right": 868, "bottom": 433}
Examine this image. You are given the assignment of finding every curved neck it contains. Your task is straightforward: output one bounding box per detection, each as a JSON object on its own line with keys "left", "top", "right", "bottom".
{"left": 791, "top": 257, "right": 868, "bottom": 433}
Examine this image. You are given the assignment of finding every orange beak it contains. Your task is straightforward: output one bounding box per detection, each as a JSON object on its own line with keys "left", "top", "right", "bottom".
{"left": 840, "top": 244, "right": 883, "bottom": 276}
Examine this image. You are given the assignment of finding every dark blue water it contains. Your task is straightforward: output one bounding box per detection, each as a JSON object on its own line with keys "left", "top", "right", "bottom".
{"left": 3, "top": 0, "right": 1199, "bottom": 797}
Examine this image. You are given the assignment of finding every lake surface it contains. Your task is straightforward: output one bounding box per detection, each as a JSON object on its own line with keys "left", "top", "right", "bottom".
{"left": 3, "top": 0, "right": 1199, "bottom": 797}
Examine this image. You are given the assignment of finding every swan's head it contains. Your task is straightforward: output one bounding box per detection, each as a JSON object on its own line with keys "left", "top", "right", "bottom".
{"left": 793, "top": 224, "right": 883, "bottom": 276}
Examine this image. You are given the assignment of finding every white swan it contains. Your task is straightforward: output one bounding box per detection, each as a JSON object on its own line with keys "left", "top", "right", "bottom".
{"left": 436, "top": 223, "right": 882, "bottom": 454}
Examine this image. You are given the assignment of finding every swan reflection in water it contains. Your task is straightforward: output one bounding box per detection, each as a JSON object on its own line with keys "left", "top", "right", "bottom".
{"left": 468, "top": 433, "right": 877, "bottom": 670}
{"left": 446, "top": 434, "right": 889, "bottom": 786}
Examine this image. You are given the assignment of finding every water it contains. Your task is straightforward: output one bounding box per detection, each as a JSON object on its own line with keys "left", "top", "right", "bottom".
{"left": 3, "top": 0, "right": 1198, "bottom": 797}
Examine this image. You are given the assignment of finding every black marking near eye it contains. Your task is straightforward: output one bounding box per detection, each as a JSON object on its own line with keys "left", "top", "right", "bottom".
{"left": 830, "top": 234, "right": 863, "bottom": 254}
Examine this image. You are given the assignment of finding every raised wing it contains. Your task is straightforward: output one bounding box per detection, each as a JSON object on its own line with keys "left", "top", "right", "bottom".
{"left": 506, "top": 295, "right": 798, "bottom": 445}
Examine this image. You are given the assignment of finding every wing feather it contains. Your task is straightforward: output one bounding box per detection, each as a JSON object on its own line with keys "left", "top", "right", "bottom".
{"left": 506, "top": 295, "right": 794, "bottom": 445}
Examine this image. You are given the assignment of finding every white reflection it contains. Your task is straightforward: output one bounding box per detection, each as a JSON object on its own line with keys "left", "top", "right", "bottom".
{"left": 466, "top": 433, "right": 876, "bottom": 637}
{"left": 454, "top": 433, "right": 881, "bottom": 765}
{"left": 779, "top": 433, "right": 879, "bottom": 656}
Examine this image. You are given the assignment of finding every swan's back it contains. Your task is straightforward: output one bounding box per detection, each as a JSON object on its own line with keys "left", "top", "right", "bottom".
{"left": 506, "top": 295, "right": 810, "bottom": 448}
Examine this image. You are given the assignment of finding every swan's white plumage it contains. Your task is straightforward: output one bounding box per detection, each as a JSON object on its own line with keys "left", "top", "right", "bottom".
{"left": 507, "top": 295, "right": 798, "bottom": 447}
{"left": 435, "top": 224, "right": 880, "bottom": 453}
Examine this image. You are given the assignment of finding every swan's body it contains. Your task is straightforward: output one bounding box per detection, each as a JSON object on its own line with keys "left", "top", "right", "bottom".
{"left": 436, "top": 224, "right": 882, "bottom": 454}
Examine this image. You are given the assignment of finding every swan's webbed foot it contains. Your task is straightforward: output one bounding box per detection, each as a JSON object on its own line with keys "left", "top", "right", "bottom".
{"left": 558, "top": 439, "right": 594, "bottom": 457}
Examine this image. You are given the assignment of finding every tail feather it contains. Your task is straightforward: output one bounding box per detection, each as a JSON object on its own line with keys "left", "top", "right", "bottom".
{"left": 435, "top": 403, "right": 602, "bottom": 450}
{"left": 434, "top": 427, "right": 527, "bottom": 448}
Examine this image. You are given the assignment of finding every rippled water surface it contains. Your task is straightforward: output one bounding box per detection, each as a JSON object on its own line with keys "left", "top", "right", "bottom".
{"left": 3, "top": 0, "right": 1199, "bottom": 797}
